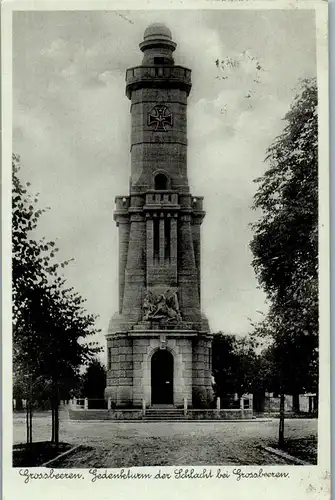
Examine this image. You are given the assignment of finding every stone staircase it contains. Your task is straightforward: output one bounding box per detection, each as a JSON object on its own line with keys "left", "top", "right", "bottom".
{"left": 143, "top": 408, "right": 186, "bottom": 421}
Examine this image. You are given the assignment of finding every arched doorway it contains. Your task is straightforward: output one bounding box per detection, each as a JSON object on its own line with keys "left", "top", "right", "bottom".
{"left": 151, "top": 350, "right": 174, "bottom": 405}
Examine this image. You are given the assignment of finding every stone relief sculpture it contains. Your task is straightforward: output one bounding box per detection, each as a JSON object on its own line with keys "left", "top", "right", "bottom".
{"left": 143, "top": 289, "right": 182, "bottom": 322}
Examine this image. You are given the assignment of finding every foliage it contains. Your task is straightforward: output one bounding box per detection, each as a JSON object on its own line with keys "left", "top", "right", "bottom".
{"left": 80, "top": 359, "right": 106, "bottom": 400}
{"left": 212, "top": 332, "right": 261, "bottom": 398}
{"left": 250, "top": 78, "right": 318, "bottom": 396}
{"left": 12, "top": 154, "right": 101, "bottom": 443}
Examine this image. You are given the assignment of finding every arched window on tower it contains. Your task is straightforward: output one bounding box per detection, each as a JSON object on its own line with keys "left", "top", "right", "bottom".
{"left": 154, "top": 173, "right": 168, "bottom": 191}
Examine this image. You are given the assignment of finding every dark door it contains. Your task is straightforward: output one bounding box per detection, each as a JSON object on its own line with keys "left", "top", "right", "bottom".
{"left": 151, "top": 350, "right": 174, "bottom": 405}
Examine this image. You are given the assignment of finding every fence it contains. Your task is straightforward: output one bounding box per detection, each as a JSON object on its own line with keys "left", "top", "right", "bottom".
{"left": 13, "top": 396, "right": 253, "bottom": 412}
{"left": 71, "top": 398, "right": 108, "bottom": 410}
{"left": 13, "top": 394, "right": 316, "bottom": 416}
{"left": 252, "top": 394, "right": 318, "bottom": 416}
{"left": 12, "top": 399, "right": 105, "bottom": 411}
{"left": 13, "top": 399, "right": 71, "bottom": 411}
{"left": 215, "top": 395, "right": 253, "bottom": 411}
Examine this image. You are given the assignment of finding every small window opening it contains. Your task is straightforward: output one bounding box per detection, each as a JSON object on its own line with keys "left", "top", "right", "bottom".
{"left": 155, "top": 173, "right": 168, "bottom": 190}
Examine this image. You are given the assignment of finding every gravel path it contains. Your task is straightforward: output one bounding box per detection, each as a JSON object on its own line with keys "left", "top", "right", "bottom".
{"left": 13, "top": 411, "right": 317, "bottom": 467}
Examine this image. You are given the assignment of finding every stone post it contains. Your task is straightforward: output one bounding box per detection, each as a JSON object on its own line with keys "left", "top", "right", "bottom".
{"left": 216, "top": 397, "right": 220, "bottom": 418}
{"left": 240, "top": 397, "right": 244, "bottom": 419}
{"left": 142, "top": 398, "right": 146, "bottom": 417}
{"left": 107, "top": 397, "right": 112, "bottom": 410}
{"left": 249, "top": 394, "right": 253, "bottom": 412}
{"left": 84, "top": 398, "right": 88, "bottom": 410}
{"left": 183, "top": 397, "right": 187, "bottom": 417}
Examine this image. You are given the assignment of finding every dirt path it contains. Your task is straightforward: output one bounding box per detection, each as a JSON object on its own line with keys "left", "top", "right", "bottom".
{"left": 13, "top": 413, "right": 317, "bottom": 467}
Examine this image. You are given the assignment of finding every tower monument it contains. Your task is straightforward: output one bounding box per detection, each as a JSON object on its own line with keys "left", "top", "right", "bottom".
{"left": 105, "top": 23, "right": 213, "bottom": 408}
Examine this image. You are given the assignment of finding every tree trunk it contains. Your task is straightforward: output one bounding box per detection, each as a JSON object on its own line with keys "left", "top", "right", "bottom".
{"left": 55, "top": 386, "right": 60, "bottom": 448}
{"left": 253, "top": 391, "right": 265, "bottom": 413}
{"left": 26, "top": 401, "right": 29, "bottom": 446}
{"left": 292, "top": 392, "right": 300, "bottom": 413}
{"left": 278, "top": 393, "right": 285, "bottom": 447}
{"left": 51, "top": 383, "right": 60, "bottom": 448}
{"left": 16, "top": 398, "right": 23, "bottom": 411}
{"left": 51, "top": 405, "right": 55, "bottom": 443}
{"left": 29, "top": 377, "right": 33, "bottom": 446}
{"left": 29, "top": 403, "right": 33, "bottom": 445}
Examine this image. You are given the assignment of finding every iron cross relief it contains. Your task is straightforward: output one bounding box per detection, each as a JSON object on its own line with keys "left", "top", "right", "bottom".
{"left": 148, "top": 105, "right": 173, "bottom": 131}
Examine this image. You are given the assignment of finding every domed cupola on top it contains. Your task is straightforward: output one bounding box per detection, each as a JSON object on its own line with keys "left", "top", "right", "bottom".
{"left": 106, "top": 24, "right": 213, "bottom": 411}
{"left": 140, "top": 22, "right": 177, "bottom": 65}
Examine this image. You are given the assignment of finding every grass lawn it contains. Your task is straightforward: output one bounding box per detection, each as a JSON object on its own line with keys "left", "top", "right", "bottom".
{"left": 275, "top": 435, "right": 317, "bottom": 464}
{"left": 13, "top": 441, "right": 72, "bottom": 467}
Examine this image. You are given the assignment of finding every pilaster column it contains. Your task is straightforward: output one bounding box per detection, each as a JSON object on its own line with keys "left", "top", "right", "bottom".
{"left": 146, "top": 216, "right": 154, "bottom": 271}
{"left": 170, "top": 215, "right": 178, "bottom": 280}
{"left": 170, "top": 216, "right": 177, "bottom": 263}
{"left": 178, "top": 213, "right": 200, "bottom": 322}
{"left": 118, "top": 221, "right": 130, "bottom": 313}
{"left": 122, "top": 213, "right": 146, "bottom": 321}
{"left": 191, "top": 221, "right": 201, "bottom": 305}
{"left": 159, "top": 215, "right": 165, "bottom": 264}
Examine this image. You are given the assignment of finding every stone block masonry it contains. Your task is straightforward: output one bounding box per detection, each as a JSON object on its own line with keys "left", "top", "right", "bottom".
{"left": 105, "top": 23, "right": 213, "bottom": 411}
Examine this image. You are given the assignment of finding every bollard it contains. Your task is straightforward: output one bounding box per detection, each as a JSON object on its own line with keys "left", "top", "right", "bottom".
{"left": 240, "top": 397, "right": 244, "bottom": 419}
{"left": 216, "top": 397, "right": 221, "bottom": 410}
{"left": 107, "top": 397, "right": 112, "bottom": 410}
{"left": 183, "top": 397, "right": 187, "bottom": 416}
{"left": 84, "top": 398, "right": 88, "bottom": 410}
{"left": 142, "top": 399, "right": 146, "bottom": 417}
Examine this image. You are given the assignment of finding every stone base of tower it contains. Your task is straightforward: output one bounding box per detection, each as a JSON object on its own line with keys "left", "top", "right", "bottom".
{"left": 105, "top": 330, "right": 213, "bottom": 409}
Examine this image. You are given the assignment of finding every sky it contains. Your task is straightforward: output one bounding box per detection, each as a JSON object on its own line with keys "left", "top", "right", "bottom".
{"left": 13, "top": 9, "right": 317, "bottom": 357}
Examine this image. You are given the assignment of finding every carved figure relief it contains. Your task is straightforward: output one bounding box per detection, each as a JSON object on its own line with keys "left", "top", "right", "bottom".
{"left": 143, "top": 289, "right": 182, "bottom": 322}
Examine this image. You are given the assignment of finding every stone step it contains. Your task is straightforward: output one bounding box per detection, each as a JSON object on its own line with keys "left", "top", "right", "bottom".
{"left": 142, "top": 417, "right": 188, "bottom": 422}
{"left": 145, "top": 408, "right": 184, "bottom": 415}
{"left": 144, "top": 409, "right": 186, "bottom": 421}
{"left": 144, "top": 417, "right": 186, "bottom": 421}
{"left": 145, "top": 414, "right": 185, "bottom": 418}
{"left": 145, "top": 411, "right": 184, "bottom": 415}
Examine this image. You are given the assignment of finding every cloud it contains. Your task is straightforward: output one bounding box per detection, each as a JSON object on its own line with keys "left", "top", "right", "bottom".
{"left": 13, "top": 10, "right": 316, "bottom": 345}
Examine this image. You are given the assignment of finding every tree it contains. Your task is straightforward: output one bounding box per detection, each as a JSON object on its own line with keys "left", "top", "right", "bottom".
{"left": 80, "top": 359, "right": 107, "bottom": 408}
{"left": 212, "top": 332, "right": 260, "bottom": 402}
{"left": 26, "top": 279, "right": 101, "bottom": 445}
{"left": 12, "top": 153, "right": 56, "bottom": 446}
{"left": 250, "top": 78, "right": 318, "bottom": 440}
{"left": 12, "top": 154, "right": 101, "bottom": 447}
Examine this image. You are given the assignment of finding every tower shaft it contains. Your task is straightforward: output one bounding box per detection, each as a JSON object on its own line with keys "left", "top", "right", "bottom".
{"left": 106, "top": 24, "right": 213, "bottom": 409}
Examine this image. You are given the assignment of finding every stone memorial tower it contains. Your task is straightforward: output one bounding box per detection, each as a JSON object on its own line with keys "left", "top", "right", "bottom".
{"left": 105, "top": 23, "right": 213, "bottom": 409}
